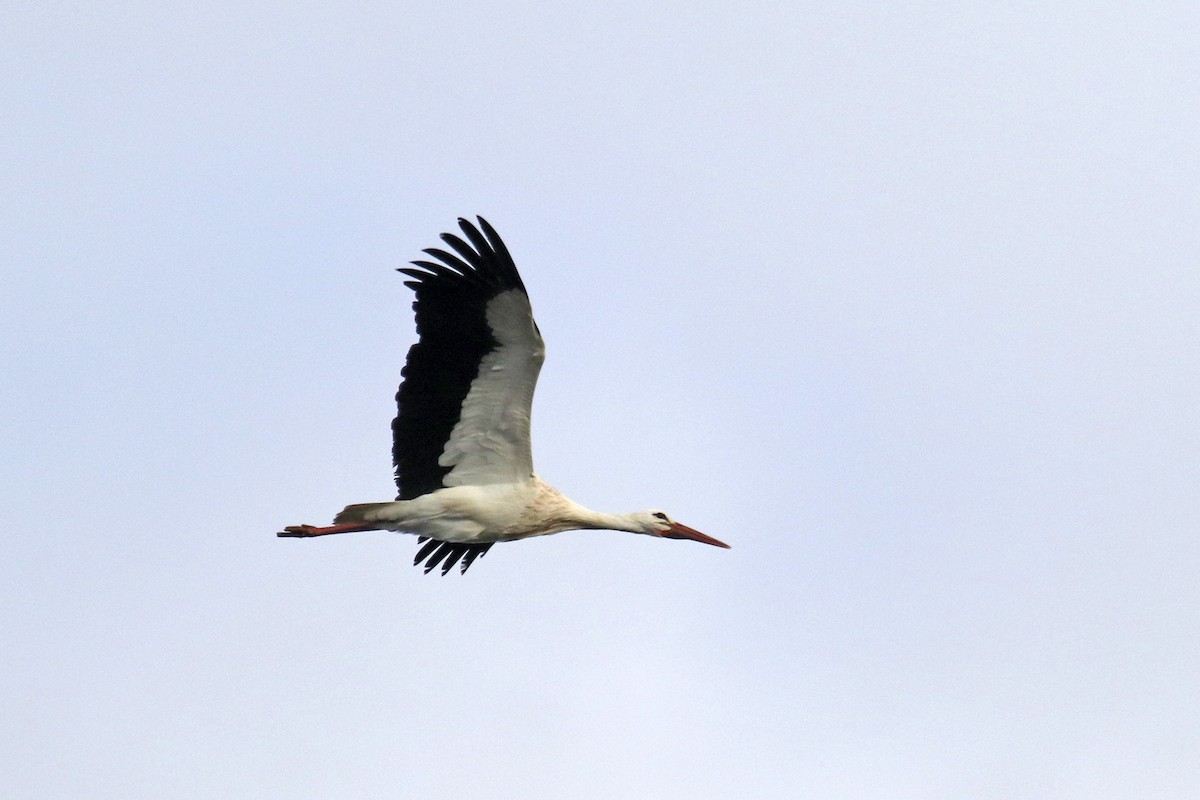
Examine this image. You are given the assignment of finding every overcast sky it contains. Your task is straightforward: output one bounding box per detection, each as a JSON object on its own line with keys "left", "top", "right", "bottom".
{"left": 3, "top": 3, "right": 1198, "bottom": 797}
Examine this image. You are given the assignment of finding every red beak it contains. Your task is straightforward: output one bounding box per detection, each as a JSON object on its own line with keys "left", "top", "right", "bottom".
{"left": 662, "top": 522, "right": 731, "bottom": 549}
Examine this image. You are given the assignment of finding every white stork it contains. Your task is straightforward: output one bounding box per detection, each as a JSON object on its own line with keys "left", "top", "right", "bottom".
{"left": 279, "top": 217, "right": 729, "bottom": 574}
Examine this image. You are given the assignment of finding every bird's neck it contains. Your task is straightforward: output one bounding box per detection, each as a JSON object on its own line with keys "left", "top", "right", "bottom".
{"left": 565, "top": 505, "right": 641, "bottom": 533}
{"left": 532, "top": 478, "right": 642, "bottom": 534}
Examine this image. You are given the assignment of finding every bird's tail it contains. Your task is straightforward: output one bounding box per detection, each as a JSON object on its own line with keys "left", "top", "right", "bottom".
{"left": 334, "top": 502, "right": 394, "bottom": 525}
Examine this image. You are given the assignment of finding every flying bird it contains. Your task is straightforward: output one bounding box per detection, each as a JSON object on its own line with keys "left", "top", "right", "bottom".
{"left": 279, "top": 217, "right": 729, "bottom": 574}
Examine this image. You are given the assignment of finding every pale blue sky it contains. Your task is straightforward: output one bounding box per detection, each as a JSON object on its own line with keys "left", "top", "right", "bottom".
{"left": 3, "top": 3, "right": 1198, "bottom": 797}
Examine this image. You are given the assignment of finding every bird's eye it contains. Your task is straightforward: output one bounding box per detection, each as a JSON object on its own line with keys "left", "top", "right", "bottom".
{"left": 652, "top": 512, "right": 669, "bottom": 521}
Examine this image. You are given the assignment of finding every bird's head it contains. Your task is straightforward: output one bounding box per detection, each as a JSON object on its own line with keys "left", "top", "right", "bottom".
{"left": 634, "top": 510, "right": 730, "bottom": 549}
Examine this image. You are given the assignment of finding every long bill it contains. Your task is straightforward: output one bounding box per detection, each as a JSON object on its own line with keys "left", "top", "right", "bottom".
{"left": 662, "top": 522, "right": 731, "bottom": 549}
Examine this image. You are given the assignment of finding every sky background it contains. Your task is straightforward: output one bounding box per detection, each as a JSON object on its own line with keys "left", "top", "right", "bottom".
{"left": 3, "top": 3, "right": 1198, "bottom": 797}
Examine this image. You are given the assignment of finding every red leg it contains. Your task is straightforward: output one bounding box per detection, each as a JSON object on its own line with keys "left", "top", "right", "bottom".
{"left": 277, "top": 522, "right": 377, "bottom": 538}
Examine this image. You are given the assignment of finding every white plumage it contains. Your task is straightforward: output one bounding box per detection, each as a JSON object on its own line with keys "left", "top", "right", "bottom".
{"left": 279, "top": 217, "right": 729, "bottom": 575}
{"left": 436, "top": 289, "right": 543, "bottom": 489}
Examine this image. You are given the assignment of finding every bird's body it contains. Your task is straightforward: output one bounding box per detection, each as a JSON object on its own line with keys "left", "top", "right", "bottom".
{"left": 339, "top": 479, "right": 586, "bottom": 543}
{"left": 279, "top": 217, "right": 729, "bottom": 574}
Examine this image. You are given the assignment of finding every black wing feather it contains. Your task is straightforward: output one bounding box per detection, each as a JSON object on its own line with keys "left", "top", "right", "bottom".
{"left": 422, "top": 247, "right": 475, "bottom": 275}
{"left": 422, "top": 542, "right": 455, "bottom": 574}
{"left": 412, "top": 539, "right": 494, "bottom": 576}
{"left": 458, "top": 543, "right": 492, "bottom": 574}
{"left": 438, "top": 544, "right": 468, "bottom": 576}
{"left": 413, "top": 538, "right": 442, "bottom": 565}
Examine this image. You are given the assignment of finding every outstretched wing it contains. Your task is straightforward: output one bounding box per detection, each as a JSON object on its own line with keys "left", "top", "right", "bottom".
{"left": 393, "top": 217, "right": 545, "bottom": 500}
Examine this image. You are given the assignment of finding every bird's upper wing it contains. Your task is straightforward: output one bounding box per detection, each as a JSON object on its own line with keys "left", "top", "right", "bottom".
{"left": 392, "top": 217, "right": 546, "bottom": 499}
